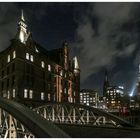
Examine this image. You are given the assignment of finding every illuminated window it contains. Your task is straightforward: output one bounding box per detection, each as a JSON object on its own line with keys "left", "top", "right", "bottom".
{"left": 7, "top": 55, "right": 10, "bottom": 63}
{"left": 26, "top": 53, "right": 29, "bottom": 60}
{"left": 13, "top": 51, "right": 16, "bottom": 59}
{"left": 116, "top": 90, "right": 120, "bottom": 93}
{"left": 65, "top": 73, "right": 67, "bottom": 78}
{"left": 111, "top": 101, "right": 115, "bottom": 104}
{"left": 30, "top": 55, "right": 34, "bottom": 62}
{"left": 60, "top": 70, "right": 63, "bottom": 76}
{"left": 29, "top": 90, "right": 33, "bottom": 99}
{"left": 48, "top": 94, "right": 50, "bottom": 101}
{"left": 41, "top": 61, "right": 45, "bottom": 68}
{"left": 13, "top": 89, "right": 16, "bottom": 98}
{"left": 84, "top": 100, "right": 86, "bottom": 103}
{"left": 41, "top": 92, "right": 44, "bottom": 100}
{"left": 48, "top": 65, "right": 51, "bottom": 71}
{"left": 64, "top": 88, "right": 66, "bottom": 94}
{"left": 7, "top": 90, "right": 10, "bottom": 99}
{"left": 24, "top": 89, "right": 28, "bottom": 98}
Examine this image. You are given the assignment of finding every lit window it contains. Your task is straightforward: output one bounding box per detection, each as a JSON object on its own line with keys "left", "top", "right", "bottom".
{"left": 13, "top": 89, "right": 16, "bottom": 98}
{"left": 41, "top": 92, "right": 44, "bottom": 100}
{"left": 60, "top": 70, "right": 63, "bottom": 76}
{"left": 7, "top": 90, "right": 10, "bottom": 99}
{"left": 30, "top": 55, "right": 34, "bottom": 62}
{"left": 48, "top": 94, "right": 50, "bottom": 101}
{"left": 26, "top": 53, "right": 29, "bottom": 60}
{"left": 64, "top": 88, "right": 67, "bottom": 94}
{"left": 13, "top": 51, "right": 16, "bottom": 59}
{"left": 41, "top": 61, "right": 45, "bottom": 68}
{"left": 65, "top": 73, "right": 67, "bottom": 78}
{"left": 24, "top": 89, "right": 28, "bottom": 98}
{"left": 7, "top": 55, "right": 10, "bottom": 63}
{"left": 29, "top": 90, "right": 33, "bottom": 99}
{"left": 48, "top": 65, "right": 51, "bottom": 71}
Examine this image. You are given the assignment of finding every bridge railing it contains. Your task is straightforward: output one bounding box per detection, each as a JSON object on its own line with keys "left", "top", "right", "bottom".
{"left": 33, "top": 103, "right": 135, "bottom": 128}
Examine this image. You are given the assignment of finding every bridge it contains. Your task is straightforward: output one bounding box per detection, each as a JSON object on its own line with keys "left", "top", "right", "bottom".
{"left": 0, "top": 98, "right": 139, "bottom": 138}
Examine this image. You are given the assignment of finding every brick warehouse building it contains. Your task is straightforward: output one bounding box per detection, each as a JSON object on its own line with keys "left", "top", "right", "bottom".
{"left": 0, "top": 11, "right": 80, "bottom": 107}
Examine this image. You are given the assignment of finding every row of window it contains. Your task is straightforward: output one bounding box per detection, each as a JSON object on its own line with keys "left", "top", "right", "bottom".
{"left": 25, "top": 53, "right": 52, "bottom": 72}
{"left": 7, "top": 51, "right": 16, "bottom": 63}
{"left": 23, "top": 89, "right": 51, "bottom": 101}
{"left": 3, "top": 89, "right": 16, "bottom": 98}
{"left": 26, "top": 53, "right": 34, "bottom": 62}
{"left": 41, "top": 61, "right": 51, "bottom": 71}
{"left": 25, "top": 53, "right": 73, "bottom": 80}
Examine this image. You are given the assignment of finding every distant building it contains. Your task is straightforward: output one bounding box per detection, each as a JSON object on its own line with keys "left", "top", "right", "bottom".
{"left": 103, "top": 71, "right": 124, "bottom": 109}
{"left": 80, "top": 89, "right": 99, "bottom": 108}
{"left": 106, "top": 86, "right": 124, "bottom": 109}
{"left": 0, "top": 11, "right": 80, "bottom": 107}
{"left": 98, "top": 96, "right": 107, "bottom": 109}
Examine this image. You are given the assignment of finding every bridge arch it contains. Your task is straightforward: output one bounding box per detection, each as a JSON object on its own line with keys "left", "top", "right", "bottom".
{"left": 34, "top": 102, "right": 135, "bottom": 128}
{"left": 0, "top": 98, "right": 70, "bottom": 138}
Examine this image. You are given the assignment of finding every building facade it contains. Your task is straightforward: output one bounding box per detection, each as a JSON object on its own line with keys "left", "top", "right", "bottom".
{"left": 103, "top": 71, "right": 124, "bottom": 109}
{"left": 106, "top": 86, "right": 124, "bottom": 109}
{"left": 80, "top": 89, "right": 99, "bottom": 108}
{"left": 0, "top": 11, "right": 80, "bottom": 107}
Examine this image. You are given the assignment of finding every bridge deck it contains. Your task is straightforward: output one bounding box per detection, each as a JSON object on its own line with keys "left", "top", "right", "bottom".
{"left": 56, "top": 123, "right": 140, "bottom": 138}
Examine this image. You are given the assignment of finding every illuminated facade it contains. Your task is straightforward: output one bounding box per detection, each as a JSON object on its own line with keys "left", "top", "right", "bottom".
{"left": 106, "top": 86, "right": 124, "bottom": 109}
{"left": 103, "top": 71, "right": 124, "bottom": 109}
{"left": 0, "top": 11, "right": 80, "bottom": 107}
{"left": 80, "top": 89, "right": 99, "bottom": 108}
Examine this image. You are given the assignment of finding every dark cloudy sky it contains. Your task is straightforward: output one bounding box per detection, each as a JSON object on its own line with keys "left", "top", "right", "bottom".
{"left": 0, "top": 2, "right": 140, "bottom": 95}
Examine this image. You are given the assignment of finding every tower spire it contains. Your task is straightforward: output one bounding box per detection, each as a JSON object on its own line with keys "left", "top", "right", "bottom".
{"left": 103, "top": 70, "right": 110, "bottom": 97}
{"left": 21, "top": 9, "right": 25, "bottom": 21}
{"left": 16, "top": 10, "right": 30, "bottom": 44}
{"left": 105, "top": 70, "right": 108, "bottom": 82}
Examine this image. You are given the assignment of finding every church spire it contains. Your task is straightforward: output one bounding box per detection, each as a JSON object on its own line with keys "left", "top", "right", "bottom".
{"left": 21, "top": 9, "right": 25, "bottom": 21}
{"left": 103, "top": 70, "right": 110, "bottom": 97}
{"left": 105, "top": 70, "right": 108, "bottom": 82}
{"left": 16, "top": 10, "right": 30, "bottom": 44}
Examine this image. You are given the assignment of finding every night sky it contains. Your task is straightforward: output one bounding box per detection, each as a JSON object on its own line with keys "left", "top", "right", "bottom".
{"left": 0, "top": 2, "right": 140, "bottom": 95}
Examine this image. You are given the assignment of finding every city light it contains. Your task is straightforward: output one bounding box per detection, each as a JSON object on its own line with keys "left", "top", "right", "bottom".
{"left": 129, "top": 86, "right": 136, "bottom": 97}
